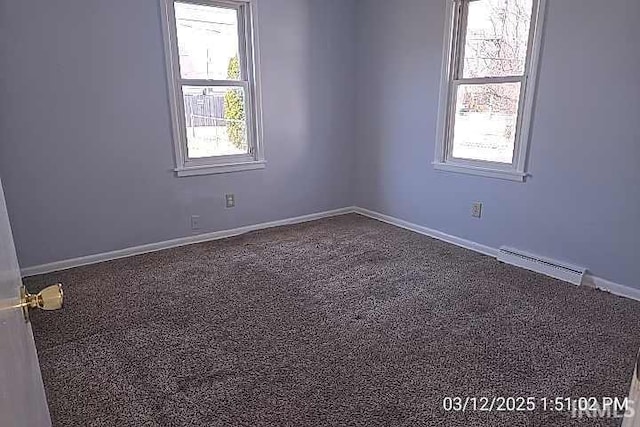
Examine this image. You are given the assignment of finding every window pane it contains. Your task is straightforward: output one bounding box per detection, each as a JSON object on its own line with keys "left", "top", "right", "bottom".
{"left": 182, "top": 86, "right": 248, "bottom": 158}
{"left": 451, "top": 83, "right": 521, "bottom": 164}
{"left": 462, "top": 0, "right": 533, "bottom": 78}
{"left": 174, "top": 2, "right": 241, "bottom": 80}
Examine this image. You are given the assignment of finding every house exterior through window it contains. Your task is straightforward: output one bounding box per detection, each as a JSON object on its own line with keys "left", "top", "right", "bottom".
{"left": 160, "top": 0, "right": 264, "bottom": 177}
{"left": 434, "top": 0, "right": 547, "bottom": 182}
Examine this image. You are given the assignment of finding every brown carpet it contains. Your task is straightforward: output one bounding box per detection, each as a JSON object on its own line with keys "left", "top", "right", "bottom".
{"left": 25, "top": 214, "right": 640, "bottom": 426}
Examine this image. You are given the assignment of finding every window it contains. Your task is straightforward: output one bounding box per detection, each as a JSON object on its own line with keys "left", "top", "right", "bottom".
{"left": 160, "top": 0, "right": 264, "bottom": 177}
{"left": 434, "top": 0, "right": 547, "bottom": 181}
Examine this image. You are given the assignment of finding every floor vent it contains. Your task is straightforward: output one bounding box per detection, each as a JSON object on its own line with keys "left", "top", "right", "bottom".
{"left": 497, "top": 246, "right": 587, "bottom": 286}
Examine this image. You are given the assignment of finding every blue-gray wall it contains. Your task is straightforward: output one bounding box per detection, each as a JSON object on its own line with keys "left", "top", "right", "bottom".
{"left": 1, "top": 0, "right": 639, "bottom": 289}
{"left": 355, "top": 0, "right": 640, "bottom": 287}
{"left": 0, "top": 0, "right": 356, "bottom": 267}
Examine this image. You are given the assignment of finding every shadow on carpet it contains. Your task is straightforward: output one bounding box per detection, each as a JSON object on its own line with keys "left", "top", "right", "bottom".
{"left": 25, "top": 214, "right": 640, "bottom": 426}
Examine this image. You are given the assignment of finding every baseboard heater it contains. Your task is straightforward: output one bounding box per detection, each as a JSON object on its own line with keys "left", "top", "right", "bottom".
{"left": 497, "top": 246, "right": 587, "bottom": 286}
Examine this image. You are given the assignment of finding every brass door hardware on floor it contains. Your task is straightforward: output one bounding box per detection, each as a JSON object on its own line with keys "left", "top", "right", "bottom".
{"left": 20, "top": 284, "right": 63, "bottom": 322}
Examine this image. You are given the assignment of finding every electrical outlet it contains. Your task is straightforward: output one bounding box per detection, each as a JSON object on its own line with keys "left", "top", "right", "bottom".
{"left": 471, "top": 202, "right": 483, "bottom": 218}
{"left": 225, "top": 194, "right": 235, "bottom": 208}
{"left": 190, "top": 215, "right": 201, "bottom": 230}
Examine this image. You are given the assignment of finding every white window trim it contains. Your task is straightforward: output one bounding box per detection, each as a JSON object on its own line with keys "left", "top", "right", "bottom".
{"left": 160, "top": 0, "right": 265, "bottom": 177}
{"left": 433, "top": 0, "right": 547, "bottom": 182}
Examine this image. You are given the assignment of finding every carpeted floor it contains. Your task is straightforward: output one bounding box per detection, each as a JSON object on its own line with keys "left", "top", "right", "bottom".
{"left": 25, "top": 214, "right": 640, "bottom": 426}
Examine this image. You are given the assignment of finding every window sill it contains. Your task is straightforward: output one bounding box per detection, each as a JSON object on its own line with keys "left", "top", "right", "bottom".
{"left": 432, "top": 162, "right": 527, "bottom": 182}
{"left": 175, "top": 160, "right": 266, "bottom": 177}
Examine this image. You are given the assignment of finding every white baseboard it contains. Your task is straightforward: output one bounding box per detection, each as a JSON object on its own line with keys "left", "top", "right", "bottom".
{"left": 353, "top": 207, "right": 639, "bottom": 303}
{"left": 585, "top": 275, "right": 640, "bottom": 303}
{"left": 353, "top": 207, "right": 498, "bottom": 258}
{"left": 22, "top": 205, "right": 639, "bottom": 304}
{"left": 21, "top": 207, "right": 356, "bottom": 277}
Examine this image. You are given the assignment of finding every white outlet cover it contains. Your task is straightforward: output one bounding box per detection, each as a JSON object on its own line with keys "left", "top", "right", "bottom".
{"left": 472, "top": 203, "right": 482, "bottom": 218}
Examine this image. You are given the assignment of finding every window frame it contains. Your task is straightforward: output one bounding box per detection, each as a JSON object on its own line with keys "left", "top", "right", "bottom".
{"left": 160, "top": 0, "right": 264, "bottom": 177}
{"left": 433, "top": 0, "right": 547, "bottom": 182}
